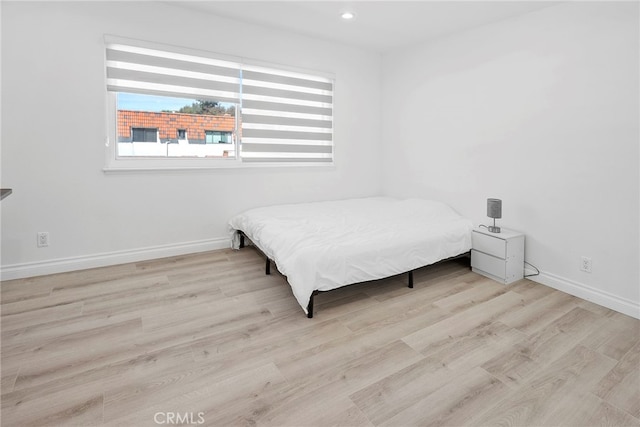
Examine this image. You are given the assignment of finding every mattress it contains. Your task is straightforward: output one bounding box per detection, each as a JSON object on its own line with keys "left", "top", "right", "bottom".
{"left": 228, "top": 197, "right": 473, "bottom": 313}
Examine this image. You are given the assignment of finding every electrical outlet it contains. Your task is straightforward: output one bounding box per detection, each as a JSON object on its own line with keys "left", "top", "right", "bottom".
{"left": 37, "top": 232, "right": 49, "bottom": 248}
{"left": 580, "top": 256, "right": 592, "bottom": 273}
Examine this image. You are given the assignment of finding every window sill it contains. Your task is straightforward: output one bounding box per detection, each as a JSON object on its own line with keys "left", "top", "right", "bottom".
{"left": 103, "top": 161, "right": 335, "bottom": 173}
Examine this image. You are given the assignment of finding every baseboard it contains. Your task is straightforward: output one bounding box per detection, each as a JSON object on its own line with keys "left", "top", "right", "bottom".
{"left": 0, "top": 237, "right": 231, "bottom": 281}
{"left": 525, "top": 269, "right": 640, "bottom": 320}
{"left": 4, "top": 245, "right": 639, "bottom": 320}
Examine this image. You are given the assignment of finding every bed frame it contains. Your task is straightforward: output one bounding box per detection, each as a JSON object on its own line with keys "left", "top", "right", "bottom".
{"left": 237, "top": 231, "right": 470, "bottom": 318}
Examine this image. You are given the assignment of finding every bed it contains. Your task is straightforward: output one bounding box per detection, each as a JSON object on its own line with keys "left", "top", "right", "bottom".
{"left": 228, "top": 197, "right": 473, "bottom": 317}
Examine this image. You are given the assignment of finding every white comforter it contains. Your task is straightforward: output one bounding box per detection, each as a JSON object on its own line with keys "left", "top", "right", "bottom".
{"left": 228, "top": 197, "right": 473, "bottom": 313}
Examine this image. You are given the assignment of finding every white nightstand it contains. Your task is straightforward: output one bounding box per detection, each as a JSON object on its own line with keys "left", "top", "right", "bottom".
{"left": 471, "top": 227, "right": 525, "bottom": 285}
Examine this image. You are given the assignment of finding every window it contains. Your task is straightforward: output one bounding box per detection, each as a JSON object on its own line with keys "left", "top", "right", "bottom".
{"left": 105, "top": 35, "right": 333, "bottom": 170}
{"left": 131, "top": 127, "right": 157, "bottom": 142}
{"left": 205, "top": 130, "right": 231, "bottom": 144}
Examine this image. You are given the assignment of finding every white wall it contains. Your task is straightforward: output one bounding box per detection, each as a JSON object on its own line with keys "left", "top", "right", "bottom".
{"left": 0, "top": 1, "right": 382, "bottom": 277}
{"left": 381, "top": 2, "right": 639, "bottom": 317}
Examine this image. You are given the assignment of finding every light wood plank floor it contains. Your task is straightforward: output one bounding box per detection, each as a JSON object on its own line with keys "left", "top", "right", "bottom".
{"left": 1, "top": 247, "right": 639, "bottom": 426}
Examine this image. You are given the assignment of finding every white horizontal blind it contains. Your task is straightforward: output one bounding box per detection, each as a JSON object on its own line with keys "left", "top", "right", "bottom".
{"left": 105, "top": 36, "right": 334, "bottom": 165}
{"left": 240, "top": 64, "right": 334, "bottom": 164}
{"left": 105, "top": 36, "right": 241, "bottom": 104}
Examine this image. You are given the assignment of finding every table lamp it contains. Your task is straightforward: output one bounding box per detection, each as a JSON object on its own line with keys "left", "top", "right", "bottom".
{"left": 487, "top": 198, "right": 502, "bottom": 233}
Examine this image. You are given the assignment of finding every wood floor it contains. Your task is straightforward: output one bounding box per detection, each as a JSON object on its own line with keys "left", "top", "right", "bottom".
{"left": 1, "top": 247, "right": 639, "bottom": 427}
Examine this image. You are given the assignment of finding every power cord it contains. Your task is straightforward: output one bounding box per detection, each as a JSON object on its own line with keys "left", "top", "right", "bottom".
{"left": 524, "top": 261, "right": 540, "bottom": 277}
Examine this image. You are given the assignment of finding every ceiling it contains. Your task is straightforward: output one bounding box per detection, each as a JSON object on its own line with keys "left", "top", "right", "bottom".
{"left": 168, "top": 1, "right": 559, "bottom": 53}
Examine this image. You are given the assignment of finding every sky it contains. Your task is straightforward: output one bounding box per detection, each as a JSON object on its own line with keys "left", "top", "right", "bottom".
{"left": 117, "top": 93, "right": 195, "bottom": 112}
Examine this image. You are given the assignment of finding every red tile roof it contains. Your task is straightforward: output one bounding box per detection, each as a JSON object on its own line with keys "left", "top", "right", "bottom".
{"left": 117, "top": 110, "right": 236, "bottom": 140}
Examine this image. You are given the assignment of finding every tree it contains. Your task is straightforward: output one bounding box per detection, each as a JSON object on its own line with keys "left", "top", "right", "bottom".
{"left": 177, "top": 99, "right": 235, "bottom": 116}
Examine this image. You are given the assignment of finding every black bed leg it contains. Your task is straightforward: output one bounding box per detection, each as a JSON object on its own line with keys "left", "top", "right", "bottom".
{"left": 265, "top": 257, "right": 271, "bottom": 275}
{"left": 239, "top": 233, "right": 245, "bottom": 249}
{"left": 307, "top": 291, "right": 317, "bottom": 318}
{"left": 408, "top": 270, "right": 414, "bottom": 288}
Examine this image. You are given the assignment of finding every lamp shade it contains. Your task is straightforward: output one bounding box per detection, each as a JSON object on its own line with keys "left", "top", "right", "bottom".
{"left": 487, "top": 198, "right": 502, "bottom": 219}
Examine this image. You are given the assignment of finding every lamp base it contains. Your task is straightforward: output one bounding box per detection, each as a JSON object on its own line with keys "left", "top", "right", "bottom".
{"left": 488, "top": 226, "right": 501, "bottom": 233}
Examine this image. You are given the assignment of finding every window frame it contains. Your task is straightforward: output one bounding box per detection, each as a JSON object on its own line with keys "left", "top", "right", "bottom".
{"left": 103, "top": 35, "right": 335, "bottom": 172}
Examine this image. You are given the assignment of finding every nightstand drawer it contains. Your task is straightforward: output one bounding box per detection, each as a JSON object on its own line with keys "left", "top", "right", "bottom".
{"left": 472, "top": 231, "right": 506, "bottom": 259}
{"left": 471, "top": 250, "right": 506, "bottom": 280}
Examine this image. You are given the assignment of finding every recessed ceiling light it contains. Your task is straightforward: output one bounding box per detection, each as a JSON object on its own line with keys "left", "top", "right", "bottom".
{"left": 341, "top": 11, "right": 355, "bottom": 20}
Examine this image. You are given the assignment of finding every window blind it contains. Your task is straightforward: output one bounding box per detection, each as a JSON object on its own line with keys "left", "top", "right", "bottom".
{"left": 105, "top": 36, "right": 241, "bottom": 104}
{"left": 240, "top": 65, "right": 334, "bottom": 164}
{"left": 105, "top": 36, "right": 334, "bottom": 165}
